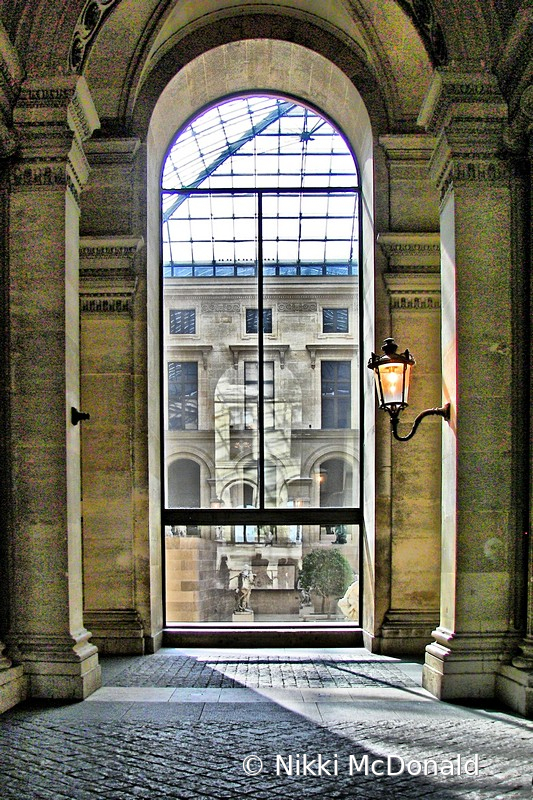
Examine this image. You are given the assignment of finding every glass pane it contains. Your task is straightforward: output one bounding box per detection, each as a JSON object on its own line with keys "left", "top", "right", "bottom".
{"left": 164, "top": 523, "right": 359, "bottom": 624}
{"left": 162, "top": 96, "right": 360, "bottom": 625}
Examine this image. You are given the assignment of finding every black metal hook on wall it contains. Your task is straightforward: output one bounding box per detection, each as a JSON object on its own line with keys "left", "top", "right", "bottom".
{"left": 71, "top": 407, "right": 90, "bottom": 426}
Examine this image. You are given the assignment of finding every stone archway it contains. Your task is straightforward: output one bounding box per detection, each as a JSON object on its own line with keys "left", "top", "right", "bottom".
{"left": 144, "top": 39, "right": 376, "bottom": 637}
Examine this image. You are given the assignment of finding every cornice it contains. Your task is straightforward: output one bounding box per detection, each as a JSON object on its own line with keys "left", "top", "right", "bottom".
{"left": 80, "top": 235, "right": 145, "bottom": 260}
{"left": 377, "top": 232, "right": 440, "bottom": 270}
{"left": 79, "top": 236, "right": 144, "bottom": 309}
{"left": 418, "top": 67, "right": 507, "bottom": 135}
{"left": 84, "top": 137, "right": 141, "bottom": 165}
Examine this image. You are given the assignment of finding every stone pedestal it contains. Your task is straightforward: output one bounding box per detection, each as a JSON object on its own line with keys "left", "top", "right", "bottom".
{"left": 232, "top": 611, "right": 254, "bottom": 622}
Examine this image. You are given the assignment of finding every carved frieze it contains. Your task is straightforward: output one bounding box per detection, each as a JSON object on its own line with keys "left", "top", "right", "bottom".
{"left": 278, "top": 302, "right": 318, "bottom": 312}
{"left": 80, "top": 295, "right": 132, "bottom": 314}
{"left": 80, "top": 235, "right": 144, "bottom": 312}
{"left": 201, "top": 303, "right": 241, "bottom": 313}
{"left": 384, "top": 272, "right": 441, "bottom": 311}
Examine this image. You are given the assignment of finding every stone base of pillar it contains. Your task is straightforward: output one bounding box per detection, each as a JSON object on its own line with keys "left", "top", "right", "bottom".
{"left": 422, "top": 627, "right": 520, "bottom": 701}
{"left": 7, "top": 631, "right": 101, "bottom": 700}
{"left": 84, "top": 610, "right": 145, "bottom": 655}
{"left": 379, "top": 610, "right": 439, "bottom": 657}
{"left": 496, "top": 665, "right": 533, "bottom": 718}
{"left": 0, "top": 666, "right": 28, "bottom": 713}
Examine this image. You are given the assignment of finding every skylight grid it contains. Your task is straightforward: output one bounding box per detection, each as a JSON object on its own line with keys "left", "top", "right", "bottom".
{"left": 162, "top": 96, "right": 359, "bottom": 272}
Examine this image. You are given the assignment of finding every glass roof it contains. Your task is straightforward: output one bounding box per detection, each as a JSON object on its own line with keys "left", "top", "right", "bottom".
{"left": 161, "top": 95, "right": 359, "bottom": 275}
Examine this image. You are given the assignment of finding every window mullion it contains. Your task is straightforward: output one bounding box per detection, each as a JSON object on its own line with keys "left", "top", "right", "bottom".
{"left": 257, "top": 191, "right": 265, "bottom": 510}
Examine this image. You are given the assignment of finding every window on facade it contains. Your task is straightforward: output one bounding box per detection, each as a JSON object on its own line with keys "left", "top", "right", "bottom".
{"left": 245, "top": 361, "right": 274, "bottom": 429}
{"left": 170, "top": 309, "right": 196, "bottom": 334}
{"left": 321, "top": 361, "right": 351, "bottom": 429}
{"left": 246, "top": 308, "right": 272, "bottom": 334}
{"left": 323, "top": 308, "right": 348, "bottom": 333}
{"left": 162, "top": 95, "right": 361, "bottom": 626}
{"left": 168, "top": 362, "right": 198, "bottom": 430}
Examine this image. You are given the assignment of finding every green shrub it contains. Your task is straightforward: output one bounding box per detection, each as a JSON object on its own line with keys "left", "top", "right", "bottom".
{"left": 299, "top": 548, "right": 353, "bottom": 613}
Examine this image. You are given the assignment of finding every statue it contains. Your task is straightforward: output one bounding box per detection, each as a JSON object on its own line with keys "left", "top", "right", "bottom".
{"left": 235, "top": 564, "right": 255, "bottom": 612}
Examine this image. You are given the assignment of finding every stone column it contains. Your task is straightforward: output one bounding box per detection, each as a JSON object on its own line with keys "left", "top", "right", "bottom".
{"left": 79, "top": 233, "right": 146, "bottom": 654}
{"left": 0, "top": 22, "right": 28, "bottom": 712}
{"left": 418, "top": 68, "right": 521, "bottom": 700}
{"left": 377, "top": 233, "right": 442, "bottom": 655}
{"left": 6, "top": 77, "right": 102, "bottom": 698}
{"left": 496, "top": 84, "right": 533, "bottom": 716}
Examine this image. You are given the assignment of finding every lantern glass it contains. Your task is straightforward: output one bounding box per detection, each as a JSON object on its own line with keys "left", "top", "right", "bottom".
{"left": 376, "top": 362, "right": 412, "bottom": 408}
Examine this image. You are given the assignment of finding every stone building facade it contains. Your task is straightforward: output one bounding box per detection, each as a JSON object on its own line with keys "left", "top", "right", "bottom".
{"left": 0, "top": 0, "right": 532, "bottom": 717}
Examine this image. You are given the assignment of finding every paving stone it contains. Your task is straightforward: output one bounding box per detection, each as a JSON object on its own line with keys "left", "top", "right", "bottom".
{"left": 0, "top": 651, "right": 531, "bottom": 800}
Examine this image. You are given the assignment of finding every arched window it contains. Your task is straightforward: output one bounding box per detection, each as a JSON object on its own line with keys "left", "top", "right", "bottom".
{"left": 161, "top": 95, "right": 361, "bottom": 625}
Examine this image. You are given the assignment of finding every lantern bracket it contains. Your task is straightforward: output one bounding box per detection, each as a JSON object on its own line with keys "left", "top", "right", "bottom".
{"left": 389, "top": 402, "right": 451, "bottom": 441}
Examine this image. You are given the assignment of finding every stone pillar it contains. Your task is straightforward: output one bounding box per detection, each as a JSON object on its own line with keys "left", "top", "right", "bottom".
{"left": 377, "top": 233, "right": 442, "bottom": 654}
{"left": 418, "top": 68, "right": 521, "bottom": 700}
{"left": 496, "top": 84, "right": 533, "bottom": 717}
{"left": 6, "top": 77, "right": 102, "bottom": 699}
{"left": 79, "top": 233, "right": 146, "bottom": 654}
{"left": 0, "top": 24, "right": 29, "bottom": 712}
{"left": 79, "top": 134, "right": 162, "bottom": 654}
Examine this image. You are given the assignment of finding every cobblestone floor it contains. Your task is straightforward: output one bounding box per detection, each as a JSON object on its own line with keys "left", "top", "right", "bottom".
{"left": 1, "top": 649, "right": 532, "bottom": 800}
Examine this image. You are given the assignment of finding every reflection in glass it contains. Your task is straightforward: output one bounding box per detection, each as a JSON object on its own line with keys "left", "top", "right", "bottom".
{"left": 162, "top": 95, "right": 360, "bottom": 624}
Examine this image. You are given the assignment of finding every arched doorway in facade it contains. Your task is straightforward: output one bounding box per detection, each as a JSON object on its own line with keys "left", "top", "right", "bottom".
{"left": 160, "top": 93, "right": 364, "bottom": 626}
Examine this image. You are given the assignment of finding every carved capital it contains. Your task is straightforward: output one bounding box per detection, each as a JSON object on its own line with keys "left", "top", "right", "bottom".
{"left": 418, "top": 67, "right": 507, "bottom": 134}
{"left": 377, "top": 232, "right": 440, "bottom": 271}
{"left": 418, "top": 69, "right": 509, "bottom": 197}
{"left": 11, "top": 77, "right": 100, "bottom": 201}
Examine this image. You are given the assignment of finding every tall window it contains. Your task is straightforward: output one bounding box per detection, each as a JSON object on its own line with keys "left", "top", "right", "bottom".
{"left": 161, "top": 95, "right": 361, "bottom": 626}
{"left": 168, "top": 362, "right": 198, "bottom": 430}
{"left": 321, "top": 361, "right": 351, "bottom": 429}
{"left": 245, "top": 361, "right": 274, "bottom": 429}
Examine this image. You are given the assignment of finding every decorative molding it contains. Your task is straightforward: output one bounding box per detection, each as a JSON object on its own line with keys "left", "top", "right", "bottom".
{"left": 166, "top": 345, "right": 213, "bottom": 371}
{"left": 80, "top": 235, "right": 145, "bottom": 261}
{"left": 84, "top": 137, "right": 141, "bottom": 165}
{"left": 79, "top": 236, "right": 144, "bottom": 312}
{"left": 305, "top": 343, "right": 357, "bottom": 369}
{"left": 377, "top": 232, "right": 440, "bottom": 271}
{"left": 418, "top": 68, "right": 507, "bottom": 135}
{"left": 11, "top": 77, "right": 100, "bottom": 205}
{"left": 69, "top": 0, "right": 120, "bottom": 74}
{"left": 384, "top": 272, "right": 441, "bottom": 311}
{"left": 202, "top": 302, "right": 241, "bottom": 313}
{"left": 80, "top": 295, "right": 133, "bottom": 314}
{"left": 278, "top": 302, "right": 318, "bottom": 313}
{"left": 378, "top": 134, "right": 437, "bottom": 180}
{"left": 229, "top": 344, "right": 290, "bottom": 369}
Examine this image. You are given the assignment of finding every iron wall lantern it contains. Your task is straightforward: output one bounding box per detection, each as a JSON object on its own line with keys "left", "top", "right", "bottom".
{"left": 368, "top": 338, "right": 450, "bottom": 441}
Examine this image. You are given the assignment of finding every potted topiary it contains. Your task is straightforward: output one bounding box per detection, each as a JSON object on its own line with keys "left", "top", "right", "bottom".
{"left": 299, "top": 548, "right": 353, "bottom": 615}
